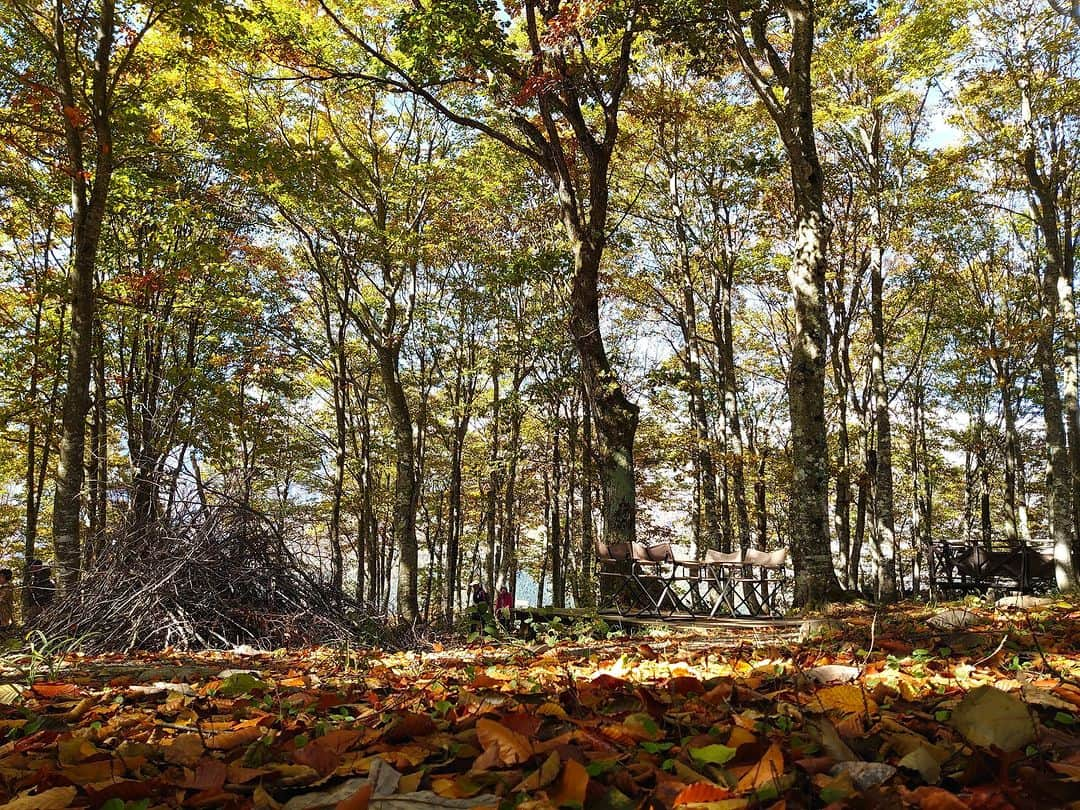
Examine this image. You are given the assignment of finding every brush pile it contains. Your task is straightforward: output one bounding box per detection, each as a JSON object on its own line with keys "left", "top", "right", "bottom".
{"left": 34, "top": 506, "right": 377, "bottom": 653}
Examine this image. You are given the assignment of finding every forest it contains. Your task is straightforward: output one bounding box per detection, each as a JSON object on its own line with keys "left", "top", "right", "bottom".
{"left": 2, "top": 0, "right": 1080, "bottom": 622}
{"left": 4, "top": 0, "right": 1080, "bottom": 624}
{"left": 6, "top": 1, "right": 1080, "bottom": 808}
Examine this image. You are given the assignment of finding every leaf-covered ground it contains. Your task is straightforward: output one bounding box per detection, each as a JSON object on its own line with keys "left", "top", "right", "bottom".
{"left": 1, "top": 599, "right": 1080, "bottom": 809}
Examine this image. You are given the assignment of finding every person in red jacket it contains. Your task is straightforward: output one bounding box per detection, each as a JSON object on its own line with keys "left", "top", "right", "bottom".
{"left": 495, "top": 586, "right": 512, "bottom": 614}
{"left": 495, "top": 586, "right": 513, "bottom": 631}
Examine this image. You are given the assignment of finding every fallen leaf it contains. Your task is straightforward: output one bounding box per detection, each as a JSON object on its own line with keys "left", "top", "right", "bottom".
{"left": 475, "top": 718, "right": 533, "bottom": 766}
{"left": 951, "top": 685, "right": 1035, "bottom": 752}
{"left": 804, "top": 665, "right": 859, "bottom": 684}
{"left": 811, "top": 684, "right": 877, "bottom": 716}
{"left": 282, "top": 777, "right": 369, "bottom": 810}
{"left": 908, "top": 786, "right": 970, "bottom": 809}
{"left": 0, "top": 786, "right": 77, "bottom": 809}
{"left": 899, "top": 746, "right": 942, "bottom": 784}
{"left": 205, "top": 725, "right": 264, "bottom": 750}
{"left": 549, "top": 758, "right": 588, "bottom": 807}
{"left": 31, "top": 683, "right": 82, "bottom": 699}
{"left": 516, "top": 750, "right": 560, "bottom": 791}
{"left": 689, "top": 744, "right": 737, "bottom": 766}
{"left": 736, "top": 742, "right": 784, "bottom": 793}
{"left": 829, "top": 761, "right": 896, "bottom": 790}
{"left": 673, "top": 783, "right": 738, "bottom": 806}
{"left": 58, "top": 735, "right": 100, "bottom": 765}
{"left": 928, "top": 608, "right": 979, "bottom": 630}
{"left": 163, "top": 733, "right": 205, "bottom": 766}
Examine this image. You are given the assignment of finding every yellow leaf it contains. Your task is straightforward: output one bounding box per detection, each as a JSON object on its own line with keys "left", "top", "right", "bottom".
{"left": 60, "top": 758, "right": 124, "bottom": 784}
{"left": 58, "top": 735, "right": 100, "bottom": 766}
{"left": 811, "top": 684, "right": 877, "bottom": 716}
{"left": 726, "top": 727, "right": 757, "bottom": 749}
{"left": 253, "top": 784, "right": 283, "bottom": 809}
{"left": 536, "top": 702, "right": 568, "bottom": 719}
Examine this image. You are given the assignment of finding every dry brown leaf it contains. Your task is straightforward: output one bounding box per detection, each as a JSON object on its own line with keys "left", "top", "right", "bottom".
{"left": 475, "top": 718, "right": 533, "bottom": 766}
{"left": 736, "top": 742, "right": 784, "bottom": 793}
{"left": 0, "top": 786, "right": 77, "bottom": 810}
{"left": 163, "top": 733, "right": 205, "bottom": 766}
{"left": 515, "top": 750, "right": 560, "bottom": 792}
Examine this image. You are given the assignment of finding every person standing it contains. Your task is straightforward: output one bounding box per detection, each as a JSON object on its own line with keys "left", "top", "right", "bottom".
{"left": 470, "top": 582, "right": 489, "bottom": 631}
{"left": 0, "top": 570, "right": 14, "bottom": 631}
{"left": 26, "top": 560, "right": 55, "bottom": 623}
{"left": 495, "top": 585, "right": 514, "bottom": 633}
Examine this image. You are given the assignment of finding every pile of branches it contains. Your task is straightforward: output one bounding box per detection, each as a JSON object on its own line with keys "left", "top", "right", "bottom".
{"left": 35, "top": 506, "right": 380, "bottom": 653}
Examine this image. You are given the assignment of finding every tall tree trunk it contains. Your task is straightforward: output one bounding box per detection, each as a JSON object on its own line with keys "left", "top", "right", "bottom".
{"left": 730, "top": 1, "right": 840, "bottom": 604}
{"left": 497, "top": 366, "right": 524, "bottom": 591}
{"left": 24, "top": 297, "right": 62, "bottom": 614}
{"left": 1021, "top": 93, "right": 1078, "bottom": 587}
{"left": 579, "top": 386, "right": 595, "bottom": 607}
{"left": 786, "top": 185, "right": 838, "bottom": 603}
{"left": 711, "top": 264, "right": 751, "bottom": 553}
{"left": 51, "top": 0, "right": 117, "bottom": 590}
{"left": 913, "top": 379, "right": 936, "bottom": 600}
{"left": 1036, "top": 334, "right": 1077, "bottom": 588}
{"left": 851, "top": 439, "right": 870, "bottom": 590}
{"left": 754, "top": 449, "right": 768, "bottom": 550}
{"left": 551, "top": 427, "right": 563, "bottom": 608}
{"left": 870, "top": 239, "right": 897, "bottom": 599}
{"left": 376, "top": 344, "right": 419, "bottom": 621}
{"left": 485, "top": 358, "right": 501, "bottom": 599}
{"left": 999, "top": 376, "right": 1031, "bottom": 549}
{"left": 325, "top": 303, "right": 349, "bottom": 593}
{"left": 569, "top": 237, "right": 639, "bottom": 548}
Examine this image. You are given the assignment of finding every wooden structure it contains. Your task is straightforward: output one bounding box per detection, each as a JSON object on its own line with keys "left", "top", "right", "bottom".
{"left": 931, "top": 541, "right": 1054, "bottom": 595}
{"left": 594, "top": 541, "right": 788, "bottom": 619}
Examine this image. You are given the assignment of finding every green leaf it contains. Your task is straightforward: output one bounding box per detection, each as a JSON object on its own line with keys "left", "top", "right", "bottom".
{"left": 216, "top": 672, "right": 268, "bottom": 696}
{"left": 586, "top": 759, "right": 617, "bottom": 776}
{"left": 689, "top": 743, "right": 737, "bottom": 765}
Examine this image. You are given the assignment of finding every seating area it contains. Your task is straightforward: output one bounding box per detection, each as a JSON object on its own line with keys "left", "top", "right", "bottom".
{"left": 931, "top": 540, "right": 1054, "bottom": 595}
{"left": 595, "top": 540, "right": 788, "bottom": 618}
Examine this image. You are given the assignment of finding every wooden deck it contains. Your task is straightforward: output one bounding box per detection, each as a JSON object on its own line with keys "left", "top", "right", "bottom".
{"left": 511, "top": 606, "right": 807, "bottom": 642}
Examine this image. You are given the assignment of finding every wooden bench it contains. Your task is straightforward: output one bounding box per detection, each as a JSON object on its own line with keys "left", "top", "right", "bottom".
{"left": 933, "top": 541, "right": 1054, "bottom": 594}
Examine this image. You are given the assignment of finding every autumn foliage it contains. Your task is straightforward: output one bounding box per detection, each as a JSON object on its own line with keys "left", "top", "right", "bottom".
{"left": 0, "top": 600, "right": 1079, "bottom": 808}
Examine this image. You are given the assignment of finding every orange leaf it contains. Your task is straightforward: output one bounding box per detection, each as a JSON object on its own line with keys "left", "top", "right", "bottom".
{"left": 674, "top": 782, "right": 735, "bottom": 806}
{"left": 336, "top": 781, "right": 372, "bottom": 810}
{"left": 32, "top": 682, "right": 82, "bottom": 699}
{"left": 550, "top": 758, "right": 589, "bottom": 807}
{"left": 476, "top": 718, "right": 533, "bottom": 766}
{"left": 736, "top": 742, "right": 784, "bottom": 793}
{"left": 910, "top": 786, "right": 970, "bottom": 809}
{"left": 205, "top": 725, "right": 263, "bottom": 750}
